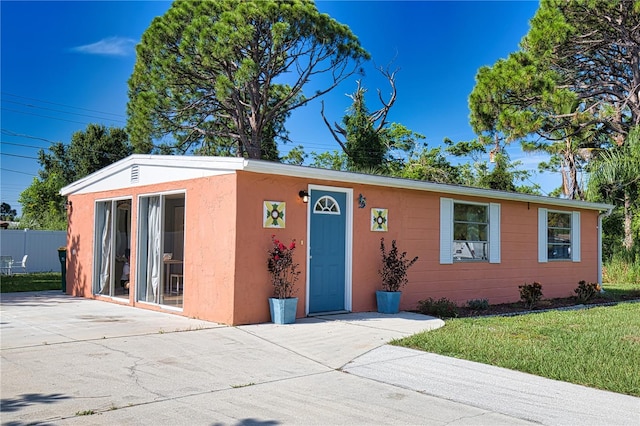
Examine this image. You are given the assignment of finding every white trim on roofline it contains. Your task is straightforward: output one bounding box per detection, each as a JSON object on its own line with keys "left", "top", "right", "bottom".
{"left": 242, "top": 159, "right": 612, "bottom": 212}
{"left": 60, "top": 155, "right": 246, "bottom": 196}
{"left": 60, "top": 154, "right": 613, "bottom": 212}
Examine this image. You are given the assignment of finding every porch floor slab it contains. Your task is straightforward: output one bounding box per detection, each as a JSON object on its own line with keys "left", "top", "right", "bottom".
{"left": 1, "top": 291, "right": 637, "bottom": 425}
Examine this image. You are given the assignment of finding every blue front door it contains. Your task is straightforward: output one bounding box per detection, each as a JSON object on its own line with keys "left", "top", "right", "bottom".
{"left": 309, "top": 190, "right": 347, "bottom": 313}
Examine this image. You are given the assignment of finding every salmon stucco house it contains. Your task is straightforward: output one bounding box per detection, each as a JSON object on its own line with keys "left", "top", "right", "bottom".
{"left": 59, "top": 155, "right": 613, "bottom": 325}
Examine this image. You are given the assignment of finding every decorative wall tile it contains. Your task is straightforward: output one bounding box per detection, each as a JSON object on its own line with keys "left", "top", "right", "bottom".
{"left": 371, "top": 208, "right": 388, "bottom": 232}
{"left": 264, "top": 201, "right": 286, "bottom": 228}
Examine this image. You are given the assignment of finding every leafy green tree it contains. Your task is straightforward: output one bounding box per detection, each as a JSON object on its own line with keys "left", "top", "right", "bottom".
{"left": 381, "top": 123, "right": 426, "bottom": 173}
{"left": 280, "top": 145, "right": 307, "bottom": 166}
{"left": 19, "top": 124, "right": 132, "bottom": 230}
{"left": 524, "top": 0, "right": 640, "bottom": 140}
{"left": 0, "top": 203, "right": 17, "bottom": 221}
{"left": 321, "top": 67, "right": 423, "bottom": 171}
{"left": 128, "top": 0, "right": 368, "bottom": 159}
{"left": 469, "top": 0, "right": 639, "bottom": 198}
{"left": 477, "top": 153, "right": 516, "bottom": 191}
{"left": 521, "top": 98, "right": 601, "bottom": 200}
{"left": 309, "top": 150, "right": 349, "bottom": 171}
{"left": 18, "top": 172, "right": 68, "bottom": 230}
{"left": 443, "top": 138, "right": 541, "bottom": 194}
{"left": 395, "top": 144, "right": 461, "bottom": 184}
{"left": 341, "top": 86, "right": 385, "bottom": 169}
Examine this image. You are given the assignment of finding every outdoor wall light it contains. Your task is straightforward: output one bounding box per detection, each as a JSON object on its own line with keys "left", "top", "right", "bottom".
{"left": 65, "top": 200, "right": 73, "bottom": 209}
{"left": 298, "top": 190, "right": 309, "bottom": 203}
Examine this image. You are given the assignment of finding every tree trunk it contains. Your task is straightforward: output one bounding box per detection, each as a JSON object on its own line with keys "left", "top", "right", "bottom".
{"left": 245, "top": 144, "right": 262, "bottom": 159}
{"left": 567, "top": 152, "right": 584, "bottom": 200}
{"left": 564, "top": 138, "right": 584, "bottom": 201}
{"left": 244, "top": 130, "right": 262, "bottom": 159}
{"left": 623, "top": 191, "right": 633, "bottom": 250}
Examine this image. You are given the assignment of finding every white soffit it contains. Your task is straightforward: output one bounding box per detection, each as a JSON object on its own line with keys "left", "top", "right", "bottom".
{"left": 60, "top": 155, "right": 244, "bottom": 195}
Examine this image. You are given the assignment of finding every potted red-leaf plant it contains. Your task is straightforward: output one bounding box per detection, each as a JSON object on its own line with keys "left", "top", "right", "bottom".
{"left": 267, "top": 235, "right": 300, "bottom": 324}
{"left": 377, "top": 238, "right": 419, "bottom": 314}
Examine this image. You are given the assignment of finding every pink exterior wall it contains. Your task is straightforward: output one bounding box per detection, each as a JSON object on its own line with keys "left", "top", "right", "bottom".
{"left": 232, "top": 172, "right": 309, "bottom": 324}
{"left": 348, "top": 185, "right": 599, "bottom": 312}
{"left": 65, "top": 174, "right": 240, "bottom": 323}
{"left": 228, "top": 173, "right": 600, "bottom": 324}
{"left": 183, "top": 174, "right": 238, "bottom": 324}
{"left": 65, "top": 169, "right": 601, "bottom": 326}
{"left": 66, "top": 192, "right": 106, "bottom": 299}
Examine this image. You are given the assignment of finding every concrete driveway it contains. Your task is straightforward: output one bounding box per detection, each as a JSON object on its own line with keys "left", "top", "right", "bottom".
{"left": 1, "top": 291, "right": 638, "bottom": 425}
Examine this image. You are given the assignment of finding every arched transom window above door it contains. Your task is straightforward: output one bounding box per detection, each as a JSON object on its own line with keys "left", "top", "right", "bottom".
{"left": 314, "top": 195, "right": 341, "bottom": 215}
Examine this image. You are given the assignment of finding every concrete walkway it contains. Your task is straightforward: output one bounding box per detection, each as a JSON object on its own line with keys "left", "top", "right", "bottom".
{"left": 1, "top": 291, "right": 638, "bottom": 425}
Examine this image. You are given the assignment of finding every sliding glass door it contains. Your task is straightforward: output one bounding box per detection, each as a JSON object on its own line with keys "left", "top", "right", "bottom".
{"left": 138, "top": 193, "right": 185, "bottom": 309}
{"left": 94, "top": 199, "right": 131, "bottom": 298}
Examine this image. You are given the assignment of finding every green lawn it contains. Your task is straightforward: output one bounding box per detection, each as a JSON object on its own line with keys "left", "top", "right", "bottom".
{"left": 601, "top": 280, "right": 640, "bottom": 299}
{"left": 0, "top": 272, "right": 63, "bottom": 293}
{"left": 395, "top": 302, "right": 640, "bottom": 396}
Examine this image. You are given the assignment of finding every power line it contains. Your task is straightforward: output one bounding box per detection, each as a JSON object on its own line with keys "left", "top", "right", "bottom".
{"left": 1, "top": 152, "right": 39, "bottom": 160}
{"left": 1, "top": 92, "right": 127, "bottom": 119}
{"left": 0, "top": 168, "right": 37, "bottom": 177}
{"left": 1, "top": 107, "right": 96, "bottom": 126}
{"left": 1, "top": 129, "right": 58, "bottom": 144}
{"left": 0, "top": 141, "right": 48, "bottom": 150}
{"left": 2, "top": 99, "right": 127, "bottom": 124}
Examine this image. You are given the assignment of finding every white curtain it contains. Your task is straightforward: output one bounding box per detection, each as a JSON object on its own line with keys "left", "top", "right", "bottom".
{"left": 98, "top": 203, "right": 112, "bottom": 294}
{"left": 146, "top": 197, "right": 161, "bottom": 303}
{"left": 116, "top": 207, "right": 130, "bottom": 256}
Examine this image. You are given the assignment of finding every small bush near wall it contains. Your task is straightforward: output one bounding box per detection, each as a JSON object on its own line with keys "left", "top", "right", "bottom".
{"left": 466, "top": 298, "right": 489, "bottom": 311}
{"left": 417, "top": 297, "right": 458, "bottom": 318}
{"left": 574, "top": 280, "right": 601, "bottom": 303}
{"left": 518, "top": 282, "right": 543, "bottom": 309}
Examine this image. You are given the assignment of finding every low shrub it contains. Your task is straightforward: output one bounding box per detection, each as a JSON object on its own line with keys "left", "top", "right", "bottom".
{"left": 466, "top": 298, "right": 489, "bottom": 311}
{"left": 417, "top": 297, "right": 458, "bottom": 318}
{"left": 574, "top": 280, "right": 601, "bottom": 303}
{"left": 518, "top": 281, "right": 543, "bottom": 309}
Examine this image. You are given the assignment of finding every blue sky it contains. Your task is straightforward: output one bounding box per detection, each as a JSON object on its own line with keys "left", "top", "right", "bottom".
{"left": 1, "top": 0, "right": 548, "bottom": 217}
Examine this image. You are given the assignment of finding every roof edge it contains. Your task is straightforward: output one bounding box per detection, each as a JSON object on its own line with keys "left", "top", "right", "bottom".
{"left": 60, "top": 154, "right": 613, "bottom": 212}
{"left": 60, "top": 155, "right": 246, "bottom": 196}
{"left": 243, "top": 159, "right": 613, "bottom": 212}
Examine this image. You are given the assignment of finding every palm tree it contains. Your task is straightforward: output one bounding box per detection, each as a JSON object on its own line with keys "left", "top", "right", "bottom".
{"left": 588, "top": 127, "right": 640, "bottom": 250}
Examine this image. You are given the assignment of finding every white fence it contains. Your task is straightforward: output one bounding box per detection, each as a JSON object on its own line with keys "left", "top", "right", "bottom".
{"left": 0, "top": 230, "right": 67, "bottom": 273}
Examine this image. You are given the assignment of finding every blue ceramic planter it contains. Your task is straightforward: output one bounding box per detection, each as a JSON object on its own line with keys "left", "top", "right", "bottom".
{"left": 269, "top": 297, "right": 298, "bottom": 324}
{"left": 376, "top": 291, "right": 401, "bottom": 314}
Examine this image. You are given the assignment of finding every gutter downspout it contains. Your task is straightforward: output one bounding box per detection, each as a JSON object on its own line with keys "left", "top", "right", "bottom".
{"left": 598, "top": 207, "right": 614, "bottom": 291}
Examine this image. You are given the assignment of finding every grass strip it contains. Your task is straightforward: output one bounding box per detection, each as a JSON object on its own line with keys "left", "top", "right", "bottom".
{"left": 0, "top": 273, "right": 63, "bottom": 293}
{"left": 395, "top": 303, "right": 640, "bottom": 397}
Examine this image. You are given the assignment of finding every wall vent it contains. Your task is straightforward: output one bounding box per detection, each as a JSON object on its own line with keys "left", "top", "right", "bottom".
{"left": 130, "top": 165, "right": 139, "bottom": 183}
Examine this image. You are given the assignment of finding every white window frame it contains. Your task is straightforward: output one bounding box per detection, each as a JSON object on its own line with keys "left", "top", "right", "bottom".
{"left": 313, "top": 195, "right": 341, "bottom": 215}
{"left": 538, "top": 208, "right": 580, "bottom": 263}
{"left": 440, "top": 198, "right": 500, "bottom": 264}
{"left": 93, "top": 197, "right": 132, "bottom": 298}
{"left": 136, "top": 190, "right": 187, "bottom": 310}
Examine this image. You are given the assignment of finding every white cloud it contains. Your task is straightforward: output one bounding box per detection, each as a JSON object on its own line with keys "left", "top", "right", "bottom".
{"left": 71, "top": 37, "right": 137, "bottom": 56}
